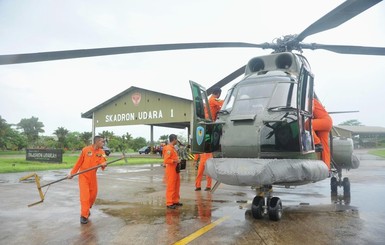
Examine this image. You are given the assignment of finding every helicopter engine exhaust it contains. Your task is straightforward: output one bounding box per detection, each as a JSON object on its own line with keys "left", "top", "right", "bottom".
{"left": 247, "top": 58, "right": 265, "bottom": 73}
{"left": 245, "top": 52, "right": 300, "bottom": 76}
{"left": 275, "top": 53, "right": 293, "bottom": 69}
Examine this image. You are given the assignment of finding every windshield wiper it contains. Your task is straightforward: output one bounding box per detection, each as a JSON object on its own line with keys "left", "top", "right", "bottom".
{"left": 218, "top": 109, "right": 230, "bottom": 115}
{"left": 268, "top": 106, "right": 296, "bottom": 112}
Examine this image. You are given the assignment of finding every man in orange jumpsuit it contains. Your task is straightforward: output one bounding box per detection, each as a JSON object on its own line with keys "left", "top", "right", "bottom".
{"left": 194, "top": 152, "right": 213, "bottom": 191}
{"left": 209, "top": 87, "right": 224, "bottom": 121}
{"left": 68, "top": 136, "right": 107, "bottom": 224}
{"left": 163, "top": 134, "right": 182, "bottom": 209}
{"left": 311, "top": 98, "right": 333, "bottom": 170}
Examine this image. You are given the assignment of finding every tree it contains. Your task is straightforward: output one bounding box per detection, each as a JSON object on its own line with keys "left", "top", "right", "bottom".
{"left": 99, "top": 130, "right": 115, "bottom": 145}
{"left": 0, "top": 116, "right": 10, "bottom": 149}
{"left": 66, "top": 132, "right": 84, "bottom": 151}
{"left": 159, "top": 134, "right": 169, "bottom": 143}
{"left": 8, "top": 130, "right": 27, "bottom": 150}
{"left": 54, "top": 127, "right": 69, "bottom": 149}
{"left": 80, "top": 132, "right": 92, "bottom": 145}
{"left": 339, "top": 119, "right": 363, "bottom": 126}
{"left": 132, "top": 137, "right": 147, "bottom": 151}
{"left": 105, "top": 133, "right": 133, "bottom": 153}
{"left": 0, "top": 116, "right": 27, "bottom": 150}
{"left": 36, "top": 136, "right": 57, "bottom": 149}
{"left": 17, "top": 116, "right": 45, "bottom": 144}
{"left": 122, "top": 133, "right": 133, "bottom": 150}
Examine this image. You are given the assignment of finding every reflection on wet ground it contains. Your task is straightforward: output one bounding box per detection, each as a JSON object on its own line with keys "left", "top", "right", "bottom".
{"left": 1, "top": 150, "right": 385, "bottom": 244}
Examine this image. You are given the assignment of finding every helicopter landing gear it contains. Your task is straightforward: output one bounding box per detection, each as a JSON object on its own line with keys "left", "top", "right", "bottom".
{"left": 330, "top": 169, "right": 351, "bottom": 204}
{"left": 268, "top": 197, "right": 283, "bottom": 221}
{"left": 251, "top": 185, "right": 282, "bottom": 221}
{"left": 251, "top": 196, "right": 264, "bottom": 219}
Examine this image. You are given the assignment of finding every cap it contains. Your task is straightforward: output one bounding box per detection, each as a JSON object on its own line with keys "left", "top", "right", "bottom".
{"left": 212, "top": 87, "right": 222, "bottom": 94}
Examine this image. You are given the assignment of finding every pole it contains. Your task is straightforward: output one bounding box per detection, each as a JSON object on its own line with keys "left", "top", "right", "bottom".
{"left": 39, "top": 156, "right": 125, "bottom": 189}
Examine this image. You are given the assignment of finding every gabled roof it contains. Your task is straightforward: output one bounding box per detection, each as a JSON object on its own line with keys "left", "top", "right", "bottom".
{"left": 81, "top": 86, "right": 192, "bottom": 119}
{"left": 334, "top": 125, "right": 385, "bottom": 134}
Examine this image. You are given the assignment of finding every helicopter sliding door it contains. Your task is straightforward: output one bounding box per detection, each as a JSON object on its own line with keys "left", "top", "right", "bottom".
{"left": 297, "top": 65, "right": 315, "bottom": 153}
{"left": 189, "top": 80, "right": 221, "bottom": 154}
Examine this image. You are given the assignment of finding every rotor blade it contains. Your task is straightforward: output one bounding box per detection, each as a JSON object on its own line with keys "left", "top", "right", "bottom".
{"left": 328, "top": 110, "right": 359, "bottom": 114}
{"left": 297, "top": 0, "right": 382, "bottom": 42}
{"left": 207, "top": 65, "right": 246, "bottom": 95}
{"left": 0, "top": 42, "right": 263, "bottom": 65}
{"left": 301, "top": 43, "right": 385, "bottom": 56}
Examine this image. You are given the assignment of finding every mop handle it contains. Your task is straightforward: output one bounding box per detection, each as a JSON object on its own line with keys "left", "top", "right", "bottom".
{"left": 39, "top": 156, "right": 125, "bottom": 189}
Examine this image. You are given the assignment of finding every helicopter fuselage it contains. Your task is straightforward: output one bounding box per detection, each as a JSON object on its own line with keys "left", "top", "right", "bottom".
{"left": 189, "top": 52, "right": 331, "bottom": 187}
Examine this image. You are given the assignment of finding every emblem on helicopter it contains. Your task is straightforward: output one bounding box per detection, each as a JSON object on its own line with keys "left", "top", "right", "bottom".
{"left": 196, "top": 126, "right": 205, "bottom": 146}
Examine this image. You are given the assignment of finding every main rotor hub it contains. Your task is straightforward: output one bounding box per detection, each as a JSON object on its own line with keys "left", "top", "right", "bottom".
{"left": 272, "top": 35, "right": 302, "bottom": 53}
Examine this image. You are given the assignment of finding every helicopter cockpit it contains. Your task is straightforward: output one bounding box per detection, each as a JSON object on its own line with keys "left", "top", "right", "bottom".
{"left": 220, "top": 75, "right": 296, "bottom": 118}
{"left": 190, "top": 52, "right": 316, "bottom": 160}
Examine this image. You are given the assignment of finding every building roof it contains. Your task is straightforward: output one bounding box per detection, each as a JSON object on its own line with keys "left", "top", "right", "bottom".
{"left": 334, "top": 125, "right": 385, "bottom": 134}
{"left": 80, "top": 86, "right": 193, "bottom": 130}
{"left": 81, "top": 86, "right": 191, "bottom": 119}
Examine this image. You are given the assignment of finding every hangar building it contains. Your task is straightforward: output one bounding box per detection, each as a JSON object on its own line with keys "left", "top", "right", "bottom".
{"left": 81, "top": 86, "right": 193, "bottom": 143}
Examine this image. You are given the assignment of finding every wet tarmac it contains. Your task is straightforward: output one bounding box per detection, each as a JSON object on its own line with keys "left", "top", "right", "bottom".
{"left": 1, "top": 149, "right": 385, "bottom": 245}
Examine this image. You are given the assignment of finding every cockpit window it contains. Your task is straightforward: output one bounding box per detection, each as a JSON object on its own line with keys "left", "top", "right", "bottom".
{"left": 221, "top": 79, "right": 297, "bottom": 116}
{"left": 222, "top": 88, "right": 235, "bottom": 111}
{"left": 269, "top": 82, "right": 297, "bottom": 109}
{"left": 231, "top": 83, "right": 274, "bottom": 115}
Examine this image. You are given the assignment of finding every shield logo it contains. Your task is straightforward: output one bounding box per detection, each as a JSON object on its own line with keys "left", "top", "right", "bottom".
{"left": 196, "top": 126, "right": 205, "bottom": 146}
{"left": 132, "top": 92, "right": 141, "bottom": 106}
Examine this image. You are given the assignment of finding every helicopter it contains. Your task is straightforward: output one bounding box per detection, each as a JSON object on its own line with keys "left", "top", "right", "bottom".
{"left": 1, "top": 0, "right": 385, "bottom": 221}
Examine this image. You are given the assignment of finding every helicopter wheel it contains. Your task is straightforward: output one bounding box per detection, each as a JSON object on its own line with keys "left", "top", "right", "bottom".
{"left": 342, "top": 177, "right": 350, "bottom": 197}
{"left": 268, "top": 197, "right": 282, "bottom": 221}
{"left": 330, "top": 176, "right": 338, "bottom": 195}
{"left": 251, "top": 196, "right": 265, "bottom": 219}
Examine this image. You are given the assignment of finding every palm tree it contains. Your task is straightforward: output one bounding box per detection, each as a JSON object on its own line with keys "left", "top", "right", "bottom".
{"left": 54, "top": 127, "right": 69, "bottom": 149}
{"left": 17, "top": 116, "right": 45, "bottom": 144}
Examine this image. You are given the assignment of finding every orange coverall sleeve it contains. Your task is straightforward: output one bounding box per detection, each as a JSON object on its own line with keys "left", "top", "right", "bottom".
{"left": 70, "top": 149, "right": 86, "bottom": 175}
{"left": 209, "top": 96, "right": 224, "bottom": 121}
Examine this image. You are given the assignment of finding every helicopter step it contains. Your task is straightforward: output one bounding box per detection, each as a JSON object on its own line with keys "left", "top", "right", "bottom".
{"left": 251, "top": 185, "right": 283, "bottom": 221}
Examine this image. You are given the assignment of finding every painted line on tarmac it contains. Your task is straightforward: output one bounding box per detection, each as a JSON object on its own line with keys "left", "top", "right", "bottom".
{"left": 173, "top": 216, "right": 230, "bottom": 245}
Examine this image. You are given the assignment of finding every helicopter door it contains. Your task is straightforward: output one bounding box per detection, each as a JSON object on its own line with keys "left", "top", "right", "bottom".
{"left": 297, "top": 67, "right": 315, "bottom": 153}
{"left": 189, "top": 80, "right": 215, "bottom": 154}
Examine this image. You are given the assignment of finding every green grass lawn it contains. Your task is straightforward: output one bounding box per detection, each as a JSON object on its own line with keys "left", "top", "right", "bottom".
{"left": 2, "top": 148, "right": 384, "bottom": 174}
{"left": 368, "top": 148, "right": 385, "bottom": 158}
{"left": 0, "top": 151, "right": 163, "bottom": 173}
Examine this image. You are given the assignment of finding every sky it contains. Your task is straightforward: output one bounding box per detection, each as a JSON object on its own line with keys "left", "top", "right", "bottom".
{"left": 1, "top": 0, "right": 384, "bottom": 141}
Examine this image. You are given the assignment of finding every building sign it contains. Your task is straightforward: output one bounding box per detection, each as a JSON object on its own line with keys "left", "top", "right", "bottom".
{"left": 91, "top": 89, "right": 192, "bottom": 127}
{"left": 26, "top": 149, "right": 63, "bottom": 163}
{"left": 105, "top": 109, "right": 165, "bottom": 123}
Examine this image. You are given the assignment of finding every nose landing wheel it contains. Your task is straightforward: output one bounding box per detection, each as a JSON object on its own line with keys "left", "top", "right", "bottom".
{"left": 251, "top": 186, "right": 282, "bottom": 221}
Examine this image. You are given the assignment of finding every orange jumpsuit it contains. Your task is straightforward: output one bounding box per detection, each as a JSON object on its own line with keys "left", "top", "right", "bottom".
{"left": 312, "top": 98, "right": 333, "bottom": 169}
{"left": 163, "top": 144, "right": 180, "bottom": 206}
{"left": 209, "top": 95, "right": 224, "bottom": 121}
{"left": 195, "top": 153, "right": 213, "bottom": 189}
{"left": 70, "top": 145, "right": 106, "bottom": 218}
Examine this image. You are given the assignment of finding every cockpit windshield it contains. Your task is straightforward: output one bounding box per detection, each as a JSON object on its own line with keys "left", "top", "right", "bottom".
{"left": 220, "top": 78, "right": 297, "bottom": 116}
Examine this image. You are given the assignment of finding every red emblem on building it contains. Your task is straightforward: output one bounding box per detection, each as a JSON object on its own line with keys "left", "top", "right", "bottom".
{"left": 132, "top": 92, "right": 141, "bottom": 106}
